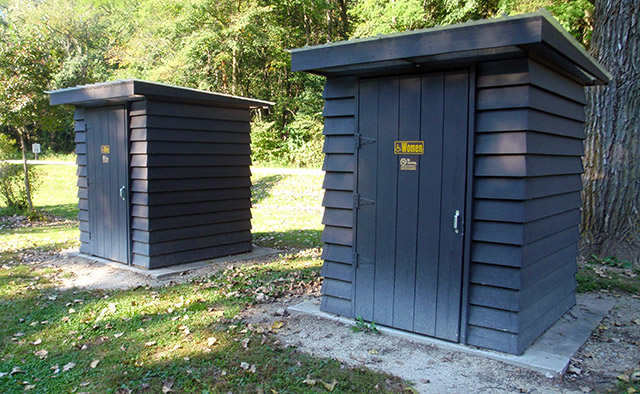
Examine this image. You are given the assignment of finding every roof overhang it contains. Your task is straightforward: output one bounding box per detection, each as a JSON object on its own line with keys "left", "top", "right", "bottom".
{"left": 48, "top": 79, "right": 274, "bottom": 108}
{"left": 290, "top": 10, "right": 610, "bottom": 85}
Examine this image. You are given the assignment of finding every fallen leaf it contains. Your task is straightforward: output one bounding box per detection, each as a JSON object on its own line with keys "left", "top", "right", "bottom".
{"left": 404, "top": 388, "right": 419, "bottom": 394}
{"left": 322, "top": 380, "right": 337, "bottom": 391}
{"left": 272, "top": 321, "right": 284, "bottom": 329}
{"left": 580, "top": 386, "right": 591, "bottom": 393}
{"left": 90, "top": 359, "right": 100, "bottom": 369}
{"left": 368, "top": 349, "right": 379, "bottom": 355}
{"left": 23, "top": 384, "right": 36, "bottom": 391}
{"left": 50, "top": 364, "right": 60, "bottom": 374}
{"left": 114, "top": 332, "right": 124, "bottom": 338}
{"left": 161, "top": 378, "right": 174, "bottom": 393}
{"left": 68, "top": 308, "right": 76, "bottom": 314}
{"left": 13, "top": 332, "right": 25, "bottom": 337}
{"left": 240, "top": 362, "right": 250, "bottom": 370}
{"left": 241, "top": 338, "right": 250, "bottom": 349}
{"left": 34, "top": 350, "right": 48, "bottom": 359}
{"left": 207, "top": 337, "right": 217, "bottom": 346}
{"left": 303, "top": 378, "right": 316, "bottom": 386}
{"left": 11, "top": 367, "right": 25, "bottom": 375}
{"left": 31, "top": 339, "right": 42, "bottom": 346}
{"left": 115, "top": 388, "right": 132, "bottom": 394}
{"left": 145, "top": 341, "right": 157, "bottom": 347}
{"left": 63, "top": 362, "right": 76, "bottom": 372}
{"left": 618, "top": 374, "right": 630, "bottom": 382}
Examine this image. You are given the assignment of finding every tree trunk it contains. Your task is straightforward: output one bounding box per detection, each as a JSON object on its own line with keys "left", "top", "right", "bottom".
{"left": 232, "top": 48, "right": 238, "bottom": 95}
{"left": 18, "top": 128, "right": 34, "bottom": 212}
{"left": 581, "top": 0, "right": 640, "bottom": 262}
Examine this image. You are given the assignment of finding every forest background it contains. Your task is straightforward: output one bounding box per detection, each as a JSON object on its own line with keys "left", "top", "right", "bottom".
{"left": 0, "top": 0, "right": 638, "bottom": 260}
{"left": 0, "top": 0, "right": 597, "bottom": 166}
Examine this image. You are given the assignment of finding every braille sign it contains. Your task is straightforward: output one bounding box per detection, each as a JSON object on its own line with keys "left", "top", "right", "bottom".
{"left": 394, "top": 141, "right": 424, "bottom": 155}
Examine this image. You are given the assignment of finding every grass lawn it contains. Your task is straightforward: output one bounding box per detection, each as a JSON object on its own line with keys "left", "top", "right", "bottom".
{"left": 0, "top": 165, "right": 407, "bottom": 393}
{"left": 2, "top": 164, "right": 638, "bottom": 393}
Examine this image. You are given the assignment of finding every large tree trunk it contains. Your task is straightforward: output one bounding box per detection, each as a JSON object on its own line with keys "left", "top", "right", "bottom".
{"left": 581, "top": 0, "right": 640, "bottom": 262}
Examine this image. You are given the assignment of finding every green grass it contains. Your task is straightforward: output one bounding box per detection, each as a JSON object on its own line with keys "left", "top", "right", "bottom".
{"left": 576, "top": 263, "right": 640, "bottom": 294}
{"left": 0, "top": 165, "right": 408, "bottom": 393}
{"left": 251, "top": 171, "right": 324, "bottom": 249}
{"left": 31, "top": 165, "right": 78, "bottom": 220}
{"left": 0, "top": 260, "right": 404, "bottom": 393}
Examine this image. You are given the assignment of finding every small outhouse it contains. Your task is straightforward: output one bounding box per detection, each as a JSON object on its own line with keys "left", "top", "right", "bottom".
{"left": 49, "top": 80, "right": 272, "bottom": 269}
{"left": 291, "top": 10, "right": 610, "bottom": 354}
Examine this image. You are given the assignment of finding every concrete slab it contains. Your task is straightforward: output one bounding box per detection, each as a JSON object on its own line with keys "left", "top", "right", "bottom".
{"left": 288, "top": 294, "right": 615, "bottom": 378}
{"left": 68, "top": 246, "right": 282, "bottom": 279}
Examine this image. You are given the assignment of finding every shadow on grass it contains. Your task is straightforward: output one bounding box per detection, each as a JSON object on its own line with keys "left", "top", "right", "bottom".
{"left": 251, "top": 175, "right": 286, "bottom": 205}
{"left": 253, "top": 229, "right": 322, "bottom": 249}
{"left": 38, "top": 203, "right": 78, "bottom": 220}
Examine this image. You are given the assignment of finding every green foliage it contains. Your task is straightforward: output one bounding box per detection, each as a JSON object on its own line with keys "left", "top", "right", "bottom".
{"left": 587, "top": 254, "right": 633, "bottom": 269}
{"left": 0, "top": 0, "right": 598, "bottom": 166}
{"left": 0, "top": 135, "right": 41, "bottom": 212}
{"left": 497, "top": 0, "right": 593, "bottom": 46}
{"left": 351, "top": 316, "right": 380, "bottom": 334}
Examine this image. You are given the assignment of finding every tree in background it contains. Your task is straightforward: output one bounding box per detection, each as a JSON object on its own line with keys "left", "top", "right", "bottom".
{"left": 0, "top": 0, "right": 637, "bottom": 257}
{"left": 582, "top": 0, "right": 639, "bottom": 261}
{"left": 0, "top": 26, "right": 59, "bottom": 211}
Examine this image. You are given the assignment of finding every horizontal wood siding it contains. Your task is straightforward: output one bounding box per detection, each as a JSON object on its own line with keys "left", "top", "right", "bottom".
{"left": 319, "top": 77, "right": 357, "bottom": 317}
{"left": 468, "top": 58, "right": 584, "bottom": 354}
{"left": 129, "top": 99, "right": 253, "bottom": 269}
{"left": 74, "top": 108, "right": 90, "bottom": 254}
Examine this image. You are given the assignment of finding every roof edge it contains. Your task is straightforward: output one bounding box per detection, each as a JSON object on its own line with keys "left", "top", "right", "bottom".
{"left": 48, "top": 79, "right": 274, "bottom": 108}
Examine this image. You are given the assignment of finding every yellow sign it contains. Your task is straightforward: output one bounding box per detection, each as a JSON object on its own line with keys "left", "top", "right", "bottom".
{"left": 100, "top": 145, "right": 110, "bottom": 154}
{"left": 394, "top": 141, "right": 424, "bottom": 155}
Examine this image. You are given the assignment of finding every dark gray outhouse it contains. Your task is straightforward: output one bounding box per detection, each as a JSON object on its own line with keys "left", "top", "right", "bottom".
{"left": 49, "top": 80, "right": 272, "bottom": 269}
{"left": 291, "top": 10, "right": 610, "bottom": 354}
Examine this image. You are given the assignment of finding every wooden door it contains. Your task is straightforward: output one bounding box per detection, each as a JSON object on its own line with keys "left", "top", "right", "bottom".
{"left": 86, "top": 106, "right": 130, "bottom": 264}
{"left": 354, "top": 71, "right": 469, "bottom": 342}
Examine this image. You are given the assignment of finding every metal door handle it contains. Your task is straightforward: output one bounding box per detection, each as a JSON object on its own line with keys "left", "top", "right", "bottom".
{"left": 119, "top": 186, "right": 126, "bottom": 201}
{"left": 453, "top": 210, "right": 460, "bottom": 234}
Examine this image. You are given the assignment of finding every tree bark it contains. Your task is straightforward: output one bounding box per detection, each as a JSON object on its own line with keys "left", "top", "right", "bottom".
{"left": 18, "top": 128, "right": 34, "bottom": 212}
{"left": 581, "top": 0, "right": 640, "bottom": 262}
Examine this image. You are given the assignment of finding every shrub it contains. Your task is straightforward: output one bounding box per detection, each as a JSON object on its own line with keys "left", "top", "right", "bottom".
{"left": 0, "top": 135, "right": 41, "bottom": 211}
{"left": 251, "top": 114, "right": 324, "bottom": 168}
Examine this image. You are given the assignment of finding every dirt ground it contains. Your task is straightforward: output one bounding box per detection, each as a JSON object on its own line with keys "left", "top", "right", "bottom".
{"left": 37, "top": 251, "right": 640, "bottom": 394}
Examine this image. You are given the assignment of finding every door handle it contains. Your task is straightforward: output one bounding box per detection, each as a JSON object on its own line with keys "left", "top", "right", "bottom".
{"left": 453, "top": 210, "right": 460, "bottom": 234}
{"left": 119, "top": 186, "right": 126, "bottom": 201}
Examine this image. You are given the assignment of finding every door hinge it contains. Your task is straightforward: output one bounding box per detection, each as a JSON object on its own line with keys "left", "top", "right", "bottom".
{"left": 353, "top": 194, "right": 375, "bottom": 209}
{"left": 353, "top": 253, "right": 374, "bottom": 269}
{"left": 354, "top": 133, "right": 376, "bottom": 149}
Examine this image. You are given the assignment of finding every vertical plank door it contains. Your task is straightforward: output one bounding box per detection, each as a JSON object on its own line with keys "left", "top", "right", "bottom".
{"left": 354, "top": 70, "right": 469, "bottom": 342}
{"left": 86, "top": 106, "right": 130, "bottom": 264}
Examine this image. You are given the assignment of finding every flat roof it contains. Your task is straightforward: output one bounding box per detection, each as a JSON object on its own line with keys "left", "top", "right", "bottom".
{"left": 291, "top": 9, "right": 610, "bottom": 85}
{"left": 49, "top": 79, "right": 274, "bottom": 108}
